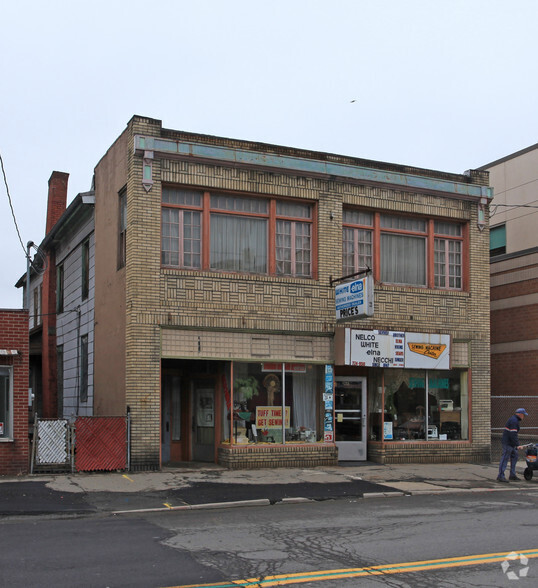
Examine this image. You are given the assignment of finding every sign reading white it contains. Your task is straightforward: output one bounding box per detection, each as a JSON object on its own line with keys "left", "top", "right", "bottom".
{"left": 348, "top": 330, "right": 405, "bottom": 368}
{"left": 335, "top": 276, "right": 374, "bottom": 321}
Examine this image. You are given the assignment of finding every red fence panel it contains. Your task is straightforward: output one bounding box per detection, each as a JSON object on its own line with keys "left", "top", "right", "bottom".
{"left": 75, "top": 416, "right": 127, "bottom": 472}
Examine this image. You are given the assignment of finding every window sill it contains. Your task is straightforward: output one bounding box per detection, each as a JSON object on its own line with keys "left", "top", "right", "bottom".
{"left": 0, "top": 438, "right": 14, "bottom": 443}
{"left": 162, "top": 267, "right": 318, "bottom": 285}
{"left": 377, "top": 283, "right": 469, "bottom": 297}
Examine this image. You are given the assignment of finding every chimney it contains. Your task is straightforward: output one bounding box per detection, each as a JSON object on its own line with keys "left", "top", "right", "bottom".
{"left": 46, "top": 171, "right": 69, "bottom": 234}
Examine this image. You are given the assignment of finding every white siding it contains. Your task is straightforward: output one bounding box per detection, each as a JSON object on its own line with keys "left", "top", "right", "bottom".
{"left": 56, "top": 217, "right": 95, "bottom": 418}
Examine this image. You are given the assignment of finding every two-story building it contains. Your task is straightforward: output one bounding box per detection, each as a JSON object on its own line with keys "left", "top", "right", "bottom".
{"left": 80, "top": 115, "right": 493, "bottom": 470}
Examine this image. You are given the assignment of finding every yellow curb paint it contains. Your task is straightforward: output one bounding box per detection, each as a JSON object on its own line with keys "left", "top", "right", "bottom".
{"left": 122, "top": 475, "right": 134, "bottom": 482}
{"left": 170, "top": 548, "right": 538, "bottom": 588}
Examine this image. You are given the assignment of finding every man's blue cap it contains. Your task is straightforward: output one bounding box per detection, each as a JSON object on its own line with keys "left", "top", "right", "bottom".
{"left": 515, "top": 408, "right": 528, "bottom": 415}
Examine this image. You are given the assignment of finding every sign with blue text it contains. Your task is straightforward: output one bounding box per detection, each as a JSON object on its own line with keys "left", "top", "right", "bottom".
{"left": 335, "top": 275, "right": 374, "bottom": 321}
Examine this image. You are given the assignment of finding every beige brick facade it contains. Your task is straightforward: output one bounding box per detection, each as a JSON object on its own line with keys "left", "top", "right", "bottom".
{"left": 93, "top": 115, "right": 491, "bottom": 468}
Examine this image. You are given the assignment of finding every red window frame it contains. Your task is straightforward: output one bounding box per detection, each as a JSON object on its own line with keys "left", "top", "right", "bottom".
{"left": 162, "top": 187, "right": 318, "bottom": 279}
{"left": 343, "top": 209, "right": 468, "bottom": 291}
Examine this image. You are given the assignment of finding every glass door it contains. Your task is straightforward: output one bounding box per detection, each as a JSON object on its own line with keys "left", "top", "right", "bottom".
{"left": 334, "top": 376, "right": 367, "bottom": 461}
{"left": 192, "top": 381, "right": 215, "bottom": 462}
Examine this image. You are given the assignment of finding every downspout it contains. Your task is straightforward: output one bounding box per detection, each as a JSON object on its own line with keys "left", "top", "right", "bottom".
{"left": 75, "top": 306, "right": 81, "bottom": 416}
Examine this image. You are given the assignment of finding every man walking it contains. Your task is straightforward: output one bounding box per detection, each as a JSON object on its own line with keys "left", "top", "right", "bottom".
{"left": 497, "top": 408, "right": 528, "bottom": 482}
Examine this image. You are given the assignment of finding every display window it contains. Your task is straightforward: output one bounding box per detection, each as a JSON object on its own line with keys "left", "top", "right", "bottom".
{"left": 225, "top": 362, "right": 323, "bottom": 444}
{"left": 368, "top": 369, "right": 468, "bottom": 441}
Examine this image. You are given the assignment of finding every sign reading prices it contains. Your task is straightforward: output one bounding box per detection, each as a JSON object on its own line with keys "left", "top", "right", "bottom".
{"left": 335, "top": 276, "right": 374, "bottom": 321}
{"left": 347, "top": 330, "right": 405, "bottom": 368}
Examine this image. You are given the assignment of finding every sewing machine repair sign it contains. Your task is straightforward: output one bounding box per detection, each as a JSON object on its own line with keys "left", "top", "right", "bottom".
{"left": 405, "top": 333, "right": 450, "bottom": 369}
{"left": 335, "top": 276, "right": 374, "bottom": 321}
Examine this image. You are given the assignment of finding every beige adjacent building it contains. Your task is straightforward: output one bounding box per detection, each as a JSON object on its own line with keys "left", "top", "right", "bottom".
{"left": 88, "top": 115, "right": 492, "bottom": 469}
{"left": 479, "top": 144, "right": 538, "bottom": 448}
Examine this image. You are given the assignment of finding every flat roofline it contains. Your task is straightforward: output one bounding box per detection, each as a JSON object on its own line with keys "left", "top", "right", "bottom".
{"left": 135, "top": 134, "right": 492, "bottom": 201}
{"left": 477, "top": 142, "right": 538, "bottom": 171}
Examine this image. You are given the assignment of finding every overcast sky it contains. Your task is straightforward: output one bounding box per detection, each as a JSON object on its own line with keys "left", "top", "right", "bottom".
{"left": 1, "top": 0, "right": 537, "bottom": 308}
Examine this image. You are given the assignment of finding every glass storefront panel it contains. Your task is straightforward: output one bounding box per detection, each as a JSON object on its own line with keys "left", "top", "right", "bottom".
{"left": 367, "top": 368, "right": 468, "bottom": 441}
{"left": 228, "top": 363, "right": 323, "bottom": 444}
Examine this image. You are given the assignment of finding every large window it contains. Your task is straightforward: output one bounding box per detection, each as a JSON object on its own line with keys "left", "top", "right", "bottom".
{"left": 0, "top": 366, "right": 12, "bottom": 439}
{"left": 228, "top": 363, "right": 322, "bottom": 444}
{"left": 368, "top": 368, "right": 468, "bottom": 442}
{"left": 343, "top": 210, "right": 464, "bottom": 290}
{"left": 162, "top": 188, "right": 314, "bottom": 278}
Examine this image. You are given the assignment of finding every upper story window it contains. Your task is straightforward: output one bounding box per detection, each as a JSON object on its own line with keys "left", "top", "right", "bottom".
{"left": 82, "top": 239, "right": 90, "bottom": 301}
{"left": 343, "top": 210, "right": 465, "bottom": 290}
{"left": 33, "top": 285, "right": 42, "bottom": 327}
{"left": 489, "top": 224, "right": 506, "bottom": 257}
{"left": 56, "top": 264, "right": 64, "bottom": 313}
{"left": 0, "top": 366, "right": 12, "bottom": 439}
{"left": 118, "top": 188, "right": 127, "bottom": 270}
{"left": 162, "top": 188, "right": 315, "bottom": 278}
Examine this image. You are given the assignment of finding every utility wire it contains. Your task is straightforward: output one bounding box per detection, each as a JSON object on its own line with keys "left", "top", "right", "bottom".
{"left": 0, "top": 150, "right": 27, "bottom": 257}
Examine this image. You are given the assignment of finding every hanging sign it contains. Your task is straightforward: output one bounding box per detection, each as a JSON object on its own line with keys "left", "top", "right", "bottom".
{"left": 335, "top": 275, "right": 374, "bottom": 321}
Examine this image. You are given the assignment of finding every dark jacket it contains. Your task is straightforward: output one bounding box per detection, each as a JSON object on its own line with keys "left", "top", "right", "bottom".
{"left": 502, "top": 414, "right": 521, "bottom": 447}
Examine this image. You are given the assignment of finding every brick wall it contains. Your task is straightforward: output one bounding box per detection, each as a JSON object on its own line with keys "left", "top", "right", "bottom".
{"left": 0, "top": 310, "right": 30, "bottom": 475}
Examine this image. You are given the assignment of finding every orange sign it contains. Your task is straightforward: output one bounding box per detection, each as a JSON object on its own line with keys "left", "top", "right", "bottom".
{"left": 407, "top": 343, "right": 446, "bottom": 359}
{"left": 256, "top": 406, "right": 291, "bottom": 429}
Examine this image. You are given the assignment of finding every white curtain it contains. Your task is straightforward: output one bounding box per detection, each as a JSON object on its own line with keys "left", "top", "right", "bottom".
{"left": 293, "top": 370, "right": 316, "bottom": 431}
{"left": 381, "top": 234, "right": 426, "bottom": 286}
{"left": 210, "top": 214, "right": 267, "bottom": 273}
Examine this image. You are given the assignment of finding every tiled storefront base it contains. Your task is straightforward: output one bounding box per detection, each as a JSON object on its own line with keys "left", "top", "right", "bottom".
{"left": 218, "top": 443, "right": 338, "bottom": 469}
{"left": 368, "top": 442, "right": 491, "bottom": 464}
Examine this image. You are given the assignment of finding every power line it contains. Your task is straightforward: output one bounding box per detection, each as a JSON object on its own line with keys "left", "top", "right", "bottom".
{"left": 0, "top": 151, "right": 27, "bottom": 257}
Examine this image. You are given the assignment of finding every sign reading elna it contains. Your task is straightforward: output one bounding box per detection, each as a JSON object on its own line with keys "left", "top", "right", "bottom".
{"left": 335, "top": 275, "right": 374, "bottom": 321}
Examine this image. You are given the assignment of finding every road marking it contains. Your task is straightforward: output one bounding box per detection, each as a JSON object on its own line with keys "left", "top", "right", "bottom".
{"left": 122, "top": 474, "right": 134, "bottom": 482}
{"left": 169, "top": 548, "right": 538, "bottom": 587}
{"left": 163, "top": 503, "right": 173, "bottom": 509}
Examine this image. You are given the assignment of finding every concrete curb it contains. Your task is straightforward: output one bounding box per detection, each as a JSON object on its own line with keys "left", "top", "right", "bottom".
{"left": 109, "top": 483, "right": 538, "bottom": 515}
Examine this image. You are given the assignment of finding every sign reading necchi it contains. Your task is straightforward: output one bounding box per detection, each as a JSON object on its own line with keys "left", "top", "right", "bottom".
{"left": 345, "top": 329, "right": 450, "bottom": 369}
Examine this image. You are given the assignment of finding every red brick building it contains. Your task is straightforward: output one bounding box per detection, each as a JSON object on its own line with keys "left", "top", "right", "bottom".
{"left": 0, "top": 309, "right": 30, "bottom": 475}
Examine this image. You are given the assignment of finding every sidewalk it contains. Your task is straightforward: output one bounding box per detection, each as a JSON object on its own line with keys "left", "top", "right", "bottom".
{"left": 1, "top": 461, "right": 535, "bottom": 516}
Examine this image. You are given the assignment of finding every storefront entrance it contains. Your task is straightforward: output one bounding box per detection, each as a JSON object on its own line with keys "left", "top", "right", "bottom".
{"left": 192, "top": 381, "right": 215, "bottom": 462}
{"left": 161, "top": 365, "right": 218, "bottom": 464}
{"left": 334, "top": 376, "right": 367, "bottom": 461}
